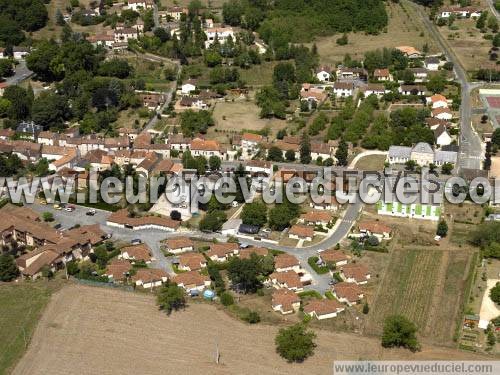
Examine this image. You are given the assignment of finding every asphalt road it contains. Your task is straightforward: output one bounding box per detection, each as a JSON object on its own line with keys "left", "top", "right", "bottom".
{"left": 5, "top": 60, "right": 33, "bottom": 86}
{"left": 411, "top": 2, "right": 483, "bottom": 171}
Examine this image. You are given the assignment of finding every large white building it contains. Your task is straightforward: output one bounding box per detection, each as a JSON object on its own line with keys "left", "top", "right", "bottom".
{"left": 204, "top": 27, "right": 236, "bottom": 48}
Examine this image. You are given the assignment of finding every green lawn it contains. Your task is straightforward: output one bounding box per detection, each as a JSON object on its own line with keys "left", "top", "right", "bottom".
{"left": 0, "top": 282, "right": 57, "bottom": 373}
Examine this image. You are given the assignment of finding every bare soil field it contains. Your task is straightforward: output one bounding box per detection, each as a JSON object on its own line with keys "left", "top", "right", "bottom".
{"left": 13, "top": 285, "right": 488, "bottom": 375}
{"left": 312, "top": 1, "right": 438, "bottom": 65}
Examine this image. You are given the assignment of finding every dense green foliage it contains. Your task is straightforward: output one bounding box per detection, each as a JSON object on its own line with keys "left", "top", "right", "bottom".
{"left": 490, "top": 282, "right": 500, "bottom": 305}
{"left": 381, "top": 315, "right": 420, "bottom": 352}
{"left": 157, "top": 281, "right": 186, "bottom": 314}
{"left": 275, "top": 323, "right": 316, "bottom": 362}
{"left": 0, "top": 0, "right": 48, "bottom": 46}
{"left": 0, "top": 254, "right": 19, "bottom": 281}
{"left": 180, "top": 110, "right": 215, "bottom": 136}
{"left": 241, "top": 200, "right": 268, "bottom": 226}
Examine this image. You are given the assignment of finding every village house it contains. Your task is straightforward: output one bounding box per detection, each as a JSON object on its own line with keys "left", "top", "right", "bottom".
{"left": 167, "top": 6, "right": 188, "bottom": 21}
{"left": 13, "top": 46, "right": 30, "bottom": 60}
{"left": 398, "top": 85, "right": 426, "bottom": 96}
{"left": 439, "top": 6, "right": 482, "bottom": 19}
{"left": 333, "top": 81, "right": 354, "bottom": 97}
{"left": 206, "top": 242, "right": 239, "bottom": 262}
{"left": 434, "top": 124, "right": 452, "bottom": 147}
{"left": 204, "top": 27, "right": 236, "bottom": 48}
{"left": 310, "top": 141, "right": 332, "bottom": 161}
{"left": 239, "top": 247, "right": 268, "bottom": 259}
{"left": 340, "top": 264, "right": 371, "bottom": 285}
{"left": 132, "top": 268, "right": 169, "bottom": 289}
{"left": 274, "top": 253, "right": 301, "bottom": 273}
{"left": 118, "top": 127, "right": 139, "bottom": 141}
{"left": 119, "top": 243, "right": 152, "bottom": 263}
{"left": 315, "top": 66, "right": 332, "bottom": 82}
{"left": 272, "top": 289, "right": 301, "bottom": 315}
{"left": 190, "top": 138, "right": 225, "bottom": 158}
{"left": 179, "top": 96, "right": 208, "bottom": 110}
{"left": 299, "top": 211, "right": 332, "bottom": 226}
{"left": 288, "top": 224, "right": 314, "bottom": 242}
{"left": 336, "top": 66, "right": 368, "bottom": 80}
{"left": 396, "top": 46, "right": 422, "bottom": 59}
{"left": 106, "top": 209, "right": 180, "bottom": 232}
{"left": 362, "top": 84, "right": 386, "bottom": 98}
{"left": 304, "top": 299, "right": 345, "bottom": 320}
{"left": 331, "top": 282, "right": 364, "bottom": 306}
{"left": 138, "top": 91, "right": 166, "bottom": 110}
{"left": 410, "top": 67, "right": 428, "bottom": 82}
{"left": 126, "top": 0, "right": 154, "bottom": 11}
{"left": 11, "top": 141, "right": 42, "bottom": 161}
{"left": 300, "top": 83, "right": 328, "bottom": 104}
{"left": 104, "top": 260, "right": 133, "bottom": 282}
{"left": 114, "top": 28, "right": 138, "bottom": 43}
{"left": 241, "top": 132, "right": 263, "bottom": 152}
{"left": 87, "top": 34, "right": 115, "bottom": 49}
{"left": 267, "top": 271, "right": 304, "bottom": 292}
{"left": 178, "top": 252, "right": 207, "bottom": 271}
{"left": 373, "top": 68, "right": 393, "bottom": 81}
{"left": 424, "top": 57, "right": 440, "bottom": 71}
{"left": 165, "top": 237, "right": 194, "bottom": 255}
{"left": 432, "top": 107, "right": 453, "bottom": 121}
{"left": 181, "top": 79, "right": 197, "bottom": 95}
{"left": 358, "top": 221, "right": 392, "bottom": 240}
{"left": 0, "top": 47, "right": 4, "bottom": 59}
{"left": 317, "top": 249, "right": 349, "bottom": 267}
{"left": 427, "top": 94, "right": 448, "bottom": 109}
{"left": 174, "top": 270, "right": 211, "bottom": 292}
{"left": 16, "top": 121, "right": 42, "bottom": 141}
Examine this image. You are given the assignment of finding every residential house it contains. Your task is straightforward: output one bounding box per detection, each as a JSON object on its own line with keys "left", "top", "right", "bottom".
{"left": 178, "top": 252, "right": 207, "bottom": 271}
{"left": 315, "top": 66, "right": 332, "bottom": 82}
{"left": 0, "top": 82, "right": 8, "bottom": 96}
{"left": 87, "top": 34, "right": 115, "bottom": 49}
{"left": 303, "top": 299, "right": 345, "bottom": 320}
{"left": 107, "top": 209, "right": 180, "bottom": 232}
{"left": 362, "top": 84, "right": 386, "bottom": 98}
{"left": 190, "top": 138, "right": 225, "bottom": 158}
{"left": 167, "top": 6, "right": 188, "bottom": 21}
{"left": 434, "top": 124, "right": 452, "bottom": 147}
{"left": 104, "top": 260, "right": 132, "bottom": 282}
{"left": 331, "top": 282, "right": 364, "bottom": 306}
{"left": 333, "top": 82, "right": 354, "bottom": 97}
{"left": 432, "top": 107, "right": 453, "bottom": 121}
{"left": 179, "top": 96, "right": 208, "bottom": 110}
{"left": 310, "top": 141, "right": 332, "bottom": 161}
{"left": 114, "top": 28, "right": 138, "bottom": 43}
{"left": 317, "top": 249, "right": 349, "bottom": 267}
{"left": 241, "top": 132, "right": 263, "bottom": 152}
{"left": 340, "top": 264, "right": 371, "bottom": 285}
{"left": 424, "top": 57, "right": 440, "bottom": 71}
{"left": 410, "top": 68, "right": 428, "bottom": 82}
{"left": 395, "top": 46, "right": 422, "bottom": 59}
{"left": 358, "top": 221, "right": 392, "bottom": 239}
{"left": 167, "top": 134, "right": 191, "bottom": 153}
{"left": 0, "top": 128, "right": 14, "bottom": 140}
{"left": 300, "top": 83, "right": 328, "bottom": 104}
{"left": 181, "top": 80, "right": 197, "bottom": 94}
{"left": 206, "top": 242, "right": 239, "bottom": 262}
{"left": 173, "top": 270, "right": 211, "bottom": 292}
{"left": 204, "top": 27, "right": 236, "bottom": 48}
{"left": 138, "top": 91, "right": 166, "bottom": 110}
{"left": 373, "top": 68, "right": 392, "bottom": 81}
{"left": 274, "top": 253, "right": 301, "bottom": 273}
{"left": 13, "top": 47, "right": 30, "bottom": 60}
{"left": 126, "top": 0, "right": 154, "bottom": 11}
{"left": 288, "top": 224, "right": 314, "bottom": 241}
{"left": 427, "top": 94, "right": 448, "bottom": 109}
{"left": 165, "top": 237, "right": 194, "bottom": 255}
{"left": 268, "top": 271, "right": 304, "bottom": 292}
{"left": 272, "top": 289, "right": 301, "bottom": 314}
{"left": 239, "top": 247, "right": 269, "bottom": 259}
{"left": 299, "top": 211, "right": 332, "bottom": 226}
{"left": 399, "top": 85, "right": 426, "bottom": 96}
{"left": 336, "top": 66, "right": 368, "bottom": 80}
{"left": 132, "top": 268, "right": 169, "bottom": 289}
{"left": 16, "top": 121, "right": 42, "bottom": 141}
{"left": 411, "top": 142, "right": 434, "bottom": 166}
{"left": 119, "top": 243, "right": 152, "bottom": 263}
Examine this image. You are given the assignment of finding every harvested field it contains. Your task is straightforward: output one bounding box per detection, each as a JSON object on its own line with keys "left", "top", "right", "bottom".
{"left": 13, "top": 285, "right": 487, "bottom": 375}
{"left": 312, "top": 1, "right": 438, "bottom": 65}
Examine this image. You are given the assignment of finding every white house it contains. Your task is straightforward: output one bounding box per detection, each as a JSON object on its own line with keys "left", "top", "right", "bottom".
{"left": 434, "top": 124, "right": 452, "bottom": 147}
{"left": 333, "top": 82, "right": 354, "bottom": 97}
{"left": 204, "top": 27, "right": 236, "bottom": 48}
{"left": 132, "top": 268, "right": 168, "bottom": 289}
{"left": 424, "top": 57, "right": 440, "bottom": 71}
{"left": 126, "top": 0, "right": 154, "bottom": 12}
{"left": 432, "top": 107, "right": 453, "bottom": 121}
{"left": 13, "top": 47, "right": 30, "bottom": 60}
{"left": 114, "top": 28, "right": 138, "bottom": 43}
{"left": 304, "top": 299, "right": 345, "bottom": 320}
{"left": 315, "top": 66, "right": 331, "bottom": 82}
{"left": 190, "top": 138, "right": 225, "bottom": 158}
{"left": 181, "top": 80, "right": 197, "bottom": 95}
{"left": 427, "top": 94, "right": 448, "bottom": 109}
{"left": 165, "top": 237, "right": 194, "bottom": 255}
{"left": 173, "top": 271, "right": 211, "bottom": 292}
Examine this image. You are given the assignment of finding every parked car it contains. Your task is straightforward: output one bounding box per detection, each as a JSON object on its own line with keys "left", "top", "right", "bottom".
{"left": 131, "top": 238, "right": 142, "bottom": 245}
{"left": 65, "top": 205, "right": 75, "bottom": 212}
{"left": 53, "top": 204, "right": 62, "bottom": 210}
{"left": 86, "top": 209, "right": 96, "bottom": 216}
{"left": 104, "top": 233, "right": 112, "bottom": 239}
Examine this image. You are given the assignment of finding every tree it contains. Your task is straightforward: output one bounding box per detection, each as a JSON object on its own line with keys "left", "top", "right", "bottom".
{"left": 405, "top": 160, "right": 417, "bottom": 171}
{"left": 0, "top": 59, "right": 14, "bottom": 78}
{"left": 285, "top": 149, "right": 296, "bottom": 161}
{"left": 335, "top": 140, "right": 348, "bottom": 166}
{"left": 275, "top": 324, "right": 316, "bottom": 362}
{"left": 227, "top": 255, "right": 263, "bottom": 293}
{"left": 267, "top": 146, "right": 284, "bottom": 162}
{"left": 363, "top": 302, "right": 370, "bottom": 314}
{"left": 241, "top": 201, "right": 267, "bottom": 227}
{"left": 42, "top": 211, "right": 54, "bottom": 222}
{"left": 0, "top": 254, "right": 19, "bottom": 281}
{"left": 436, "top": 219, "right": 448, "bottom": 237}
{"left": 199, "top": 210, "right": 227, "bottom": 232}
{"left": 157, "top": 281, "right": 186, "bottom": 314}
{"left": 381, "top": 315, "right": 420, "bottom": 352}
{"left": 336, "top": 33, "right": 348, "bottom": 45}
{"left": 476, "top": 11, "right": 488, "bottom": 30}
{"left": 220, "top": 291, "right": 234, "bottom": 306}
{"left": 209, "top": 155, "right": 221, "bottom": 170}
{"left": 426, "top": 73, "right": 446, "bottom": 93}
{"left": 490, "top": 282, "right": 500, "bottom": 304}
{"left": 170, "top": 210, "right": 181, "bottom": 221}
{"left": 269, "top": 203, "right": 298, "bottom": 231}
{"left": 243, "top": 310, "right": 261, "bottom": 323}
{"left": 488, "top": 15, "right": 499, "bottom": 33}
{"left": 180, "top": 110, "right": 214, "bottom": 136}
{"left": 300, "top": 132, "right": 311, "bottom": 164}
{"left": 98, "top": 59, "right": 133, "bottom": 79}
{"left": 3, "top": 85, "right": 32, "bottom": 120}
{"left": 31, "top": 92, "right": 69, "bottom": 130}
{"left": 441, "top": 162, "right": 453, "bottom": 175}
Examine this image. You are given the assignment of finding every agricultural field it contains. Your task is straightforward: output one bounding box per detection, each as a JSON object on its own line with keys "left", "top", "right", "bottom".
{"left": 366, "top": 246, "right": 475, "bottom": 347}
{"left": 12, "top": 284, "right": 488, "bottom": 375}
{"left": 353, "top": 154, "right": 387, "bottom": 171}
{"left": 0, "top": 282, "right": 59, "bottom": 374}
{"left": 239, "top": 62, "right": 278, "bottom": 87}
{"left": 312, "top": 1, "right": 438, "bottom": 65}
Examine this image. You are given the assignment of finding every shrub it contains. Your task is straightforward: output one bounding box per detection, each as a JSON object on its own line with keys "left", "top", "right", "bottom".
{"left": 220, "top": 291, "right": 234, "bottom": 306}
{"left": 275, "top": 323, "right": 316, "bottom": 362}
{"left": 243, "top": 310, "right": 260, "bottom": 324}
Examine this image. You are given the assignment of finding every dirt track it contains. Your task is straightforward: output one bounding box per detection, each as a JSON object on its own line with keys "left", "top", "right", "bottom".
{"left": 13, "top": 285, "right": 488, "bottom": 375}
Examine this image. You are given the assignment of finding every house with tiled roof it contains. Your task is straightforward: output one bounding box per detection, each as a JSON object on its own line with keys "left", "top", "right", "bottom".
{"left": 178, "top": 252, "right": 207, "bottom": 271}
{"left": 304, "top": 299, "right": 345, "bottom": 320}
{"left": 165, "top": 237, "right": 194, "bottom": 254}
{"left": 173, "top": 270, "right": 211, "bottom": 292}
{"left": 132, "top": 268, "right": 169, "bottom": 289}
{"left": 332, "top": 282, "right": 364, "bottom": 306}
{"left": 373, "top": 68, "right": 392, "bottom": 81}
{"left": 315, "top": 65, "right": 332, "bottom": 82}
{"left": 107, "top": 209, "right": 180, "bottom": 232}
{"left": 432, "top": 107, "right": 453, "bottom": 121}
{"left": 358, "top": 221, "right": 392, "bottom": 239}
{"left": 274, "top": 254, "right": 301, "bottom": 273}
{"left": 239, "top": 247, "right": 268, "bottom": 259}
{"left": 288, "top": 224, "right": 314, "bottom": 241}
{"left": 190, "top": 138, "right": 225, "bottom": 158}
{"left": 206, "top": 242, "right": 239, "bottom": 262}
{"left": 333, "top": 81, "right": 354, "bottom": 97}
{"left": 104, "top": 260, "right": 133, "bottom": 282}
{"left": 241, "top": 132, "right": 263, "bottom": 150}
{"left": 340, "top": 263, "right": 371, "bottom": 285}
{"left": 267, "top": 271, "right": 304, "bottom": 292}
{"left": 272, "top": 289, "right": 301, "bottom": 314}
{"left": 317, "top": 249, "right": 349, "bottom": 267}
{"left": 119, "top": 244, "right": 152, "bottom": 263}
{"left": 299, "top": 211, "right": 332, "bottom": 226}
